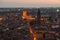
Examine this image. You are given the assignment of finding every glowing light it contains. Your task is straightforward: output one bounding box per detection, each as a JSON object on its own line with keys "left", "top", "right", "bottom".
{"left": 18, "top": 8, "right": 20, "bottom": 11}
{"left": 22, "top": 10, "right": 35, "bottom": 20}
{"left": 41, "top": 18, "right": 44, "bottom": 20}
{"left": 26, "top": 16, "right": 35, "bottom": 20}
{"left": 22, "top": 10, "right": 27, "bottom": 17}
{"left": 22, "top": 10, "right": 27, "bottom": 19}
{"left": 57, "top": 9, "right": 60, "bottom": 12}
{"left": 0, "top": 17, "right": 3, "bottom": 21}
{"left": 29, "top": 27, "right": 33, "bottom": 34}
{"left": 29, "top": 27, "right": 37, "bottom": 40}
{"left": 22, "top": 16, "right": 26, "bottom": 19}
{"left": 34, "top": 35, "right": 37, "bottom": 40}
{"left": 17, "top": 27, "right": 21, "bottom": 29}
{"left": 34, "top": 37, "right": 37, "bottom": 40}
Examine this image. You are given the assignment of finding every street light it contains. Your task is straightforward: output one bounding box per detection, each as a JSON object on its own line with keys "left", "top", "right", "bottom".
{"left": 56, "top": 9, "right": 60, "bottom": 18}
{"left": 56, "top": 9, "right": 60, "bottom": 12}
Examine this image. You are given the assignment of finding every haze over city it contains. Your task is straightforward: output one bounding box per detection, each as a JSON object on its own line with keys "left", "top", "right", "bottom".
{"left": 0, "top": 0, "right": 60, "bottom": 8}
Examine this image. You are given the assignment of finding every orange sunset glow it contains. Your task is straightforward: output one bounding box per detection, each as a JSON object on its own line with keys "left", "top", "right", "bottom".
{"left": 0, "top": 0, "right": 60, "bottom": 7}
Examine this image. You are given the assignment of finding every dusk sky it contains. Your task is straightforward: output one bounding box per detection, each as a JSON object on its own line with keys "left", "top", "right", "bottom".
{"left": 0, "top": 0, "right": 60, "bottom": 8}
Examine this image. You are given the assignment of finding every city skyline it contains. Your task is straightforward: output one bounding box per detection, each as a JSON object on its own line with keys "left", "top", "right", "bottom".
{"left": 0, "top": 0, "right": 60, "bottom": 8}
